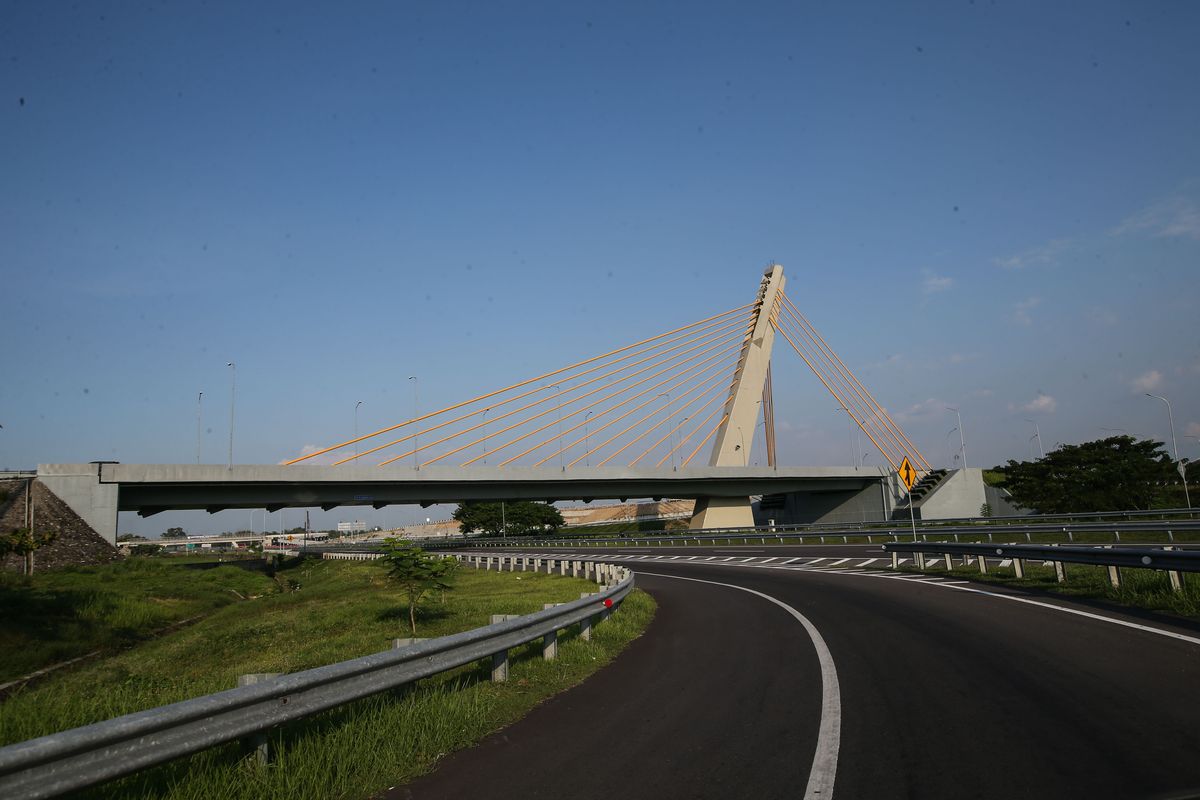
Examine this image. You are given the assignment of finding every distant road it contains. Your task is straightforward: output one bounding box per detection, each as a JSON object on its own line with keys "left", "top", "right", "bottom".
{"left": 392, "top": 545, "right": 1200, "bottom": 799}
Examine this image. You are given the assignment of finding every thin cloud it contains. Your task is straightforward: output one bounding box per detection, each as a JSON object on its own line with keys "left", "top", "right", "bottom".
{"left": 1012, "top": 296, "right": 1042, "bottom": 326}
{"left": 894, "top": 397, "right": 951, "bottom": 423}
{"left": 1019, "top": 393, "right": 1057, "bottom": 414}
{"left": 1113, "top": 197, "right": 1200, "bottom": 241}
{"left": 921, "top": 269, "right": 953, "bottom": 294}
{"left": 1186, "top": 422, "right": 1200, "bottom": 438}
{"left": 1132, "top": 370, "right": 1163, "bottom": 393}
{"left": 993, "top": 239, "right": 1071, "bottom": 270}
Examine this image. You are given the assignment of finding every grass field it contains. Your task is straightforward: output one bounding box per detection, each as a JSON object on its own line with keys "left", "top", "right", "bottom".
{"left": 0, "top": 558, "right": 280, "bottom": 684}
{"left": 0, "top": 557, "right": 655, "bottom": 799}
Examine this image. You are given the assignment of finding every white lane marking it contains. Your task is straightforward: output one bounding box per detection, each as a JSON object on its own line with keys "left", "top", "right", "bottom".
{"left": 857, "top": 558, "right": 880, "bottom": 566}
{"left": 808, "top": 558, "right": 828, "bottom": 564}
{"left": 761, "top": 557, "right": 779, "bottom": 564}
{"left": 714, "top": 549, "right": 766, "bottom": 553}
{"left": 721, "top": 557, "right": 736, "bottom": 562}
{"left": 638, "top": 570, "right": 840, "bottom": 800}
{"left": 827, "top": 558, "right": 850, "bottom": 566}
{"left": 477, "top": 551, "right": 1200, "bottom": 648}
{"left": 938, "top": 582, "right": 1200, "bottom": 647}
{"left": 781, "top": 557, "right": 803, "bottom": 564}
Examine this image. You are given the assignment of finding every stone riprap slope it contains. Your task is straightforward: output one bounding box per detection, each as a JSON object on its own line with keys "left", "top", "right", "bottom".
{"left": 0, "top": 479, "right": 118, "bottom": 572}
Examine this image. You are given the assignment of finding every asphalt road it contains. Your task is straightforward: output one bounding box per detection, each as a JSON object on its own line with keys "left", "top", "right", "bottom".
{"left": 390, "top": 547, "right": 1200, "bottom": 800}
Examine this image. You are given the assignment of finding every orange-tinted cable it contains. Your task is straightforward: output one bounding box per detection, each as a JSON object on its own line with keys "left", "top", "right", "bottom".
{"left": 287, "top": 302, "right": 752, "bottom": 464}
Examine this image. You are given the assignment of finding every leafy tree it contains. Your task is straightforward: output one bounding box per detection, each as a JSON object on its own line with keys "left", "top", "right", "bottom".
{"left": 998, "top": 436, "right": 1178, "bottom": 513}
{"left": 0, "top": 526, "right": 59, "bottom": 574}
{"left": 379, "top": 540, "right": 458, "bottom": 635}
{"left": 161, "top": 527, "right": 186, "bottom": 539}
{"left": 452, "top": 501, "right": 565, "bottom": 537}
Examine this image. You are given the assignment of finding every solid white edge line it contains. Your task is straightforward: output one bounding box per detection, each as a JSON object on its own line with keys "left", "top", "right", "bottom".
{"left": 638, "top": 570, "right": 841, "bottom": 800}
{"left": 937, "top": 582, "right": 1200, "bottom": 647}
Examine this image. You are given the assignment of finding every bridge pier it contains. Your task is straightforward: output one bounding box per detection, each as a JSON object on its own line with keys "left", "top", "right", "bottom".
{"left": 689, "top": 497, "right": 755, "bottom": 530}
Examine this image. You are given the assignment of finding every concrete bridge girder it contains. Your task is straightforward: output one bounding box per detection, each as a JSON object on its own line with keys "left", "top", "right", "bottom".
{"left": 37, "top": 463, "right": 886, "bottom": 545}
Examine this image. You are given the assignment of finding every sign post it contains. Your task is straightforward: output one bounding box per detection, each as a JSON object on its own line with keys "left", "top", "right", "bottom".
{"left": 898, "top": 457, "right": 921, "bottom": 564}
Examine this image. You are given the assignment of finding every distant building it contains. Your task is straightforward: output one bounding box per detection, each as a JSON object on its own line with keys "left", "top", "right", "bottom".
{"left": 337, "top": 520, "right": 368, "bottom": 533}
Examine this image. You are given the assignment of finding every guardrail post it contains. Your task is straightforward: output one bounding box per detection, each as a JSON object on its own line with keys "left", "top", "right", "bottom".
{"left": 490, "top": 614, "right": 519, "bottom": 681}
{"left": 572, "top": 560, "right": 581, "bottom": 577}
{"left": 943, "top": 553, "right": 952, "bottom": 571}
{"left": 535, "top": 558, "right": 542, "bottom": 572}
{"left": 237, "top": 673, "right": 281, "bottom": 764}
{"left": 1164, "top": 546, "right": 1184, "bottom": 593}
{"left": 915, "top": 553, "right": 926, "bottom": 570}
{"left": 1114, "top": 530, "right": 1121, "bottom": 543}
{"left": 393, "top": 638, "right": 428, "bottom": 649}
{"left": 977, "top": 555, "right": 988, "bottom": 574}
{"left": 891, "top": 551, "right": 898, "bottom": 569}
{"left": 1012, "top": 558, "right": 1025, "bottom": 578}
{"left": 542, "top": 604, "right": 559, "bottom": 659}
{"left": 1106, "top": 564, "right": 1121, "bottom": 588}
{"left": 579, "top": 592, "right": 596, "bottom": 640}
{"left": 559, "top": 560, "right": 567, "bottom": 576}
{"left": 584, "top": 561, "right": 593, "bottom": 579}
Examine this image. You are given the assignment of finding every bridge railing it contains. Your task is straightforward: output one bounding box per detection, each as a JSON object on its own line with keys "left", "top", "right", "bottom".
{"left": 881, "top": 540, "right": 1200, "bottom": 591}
{"left": 0, "top": 558, "right": 633, "bottom": 800}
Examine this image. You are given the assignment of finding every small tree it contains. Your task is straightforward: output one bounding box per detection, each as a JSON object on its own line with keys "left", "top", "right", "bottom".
{"left": 379, "top": 540, "right": 458, "bottom": 635}
{"left": 161, "top": 527, "right": 186, "bottom": 539}
{"left": 1, "top": 526, "right": 58, "bottom": 575}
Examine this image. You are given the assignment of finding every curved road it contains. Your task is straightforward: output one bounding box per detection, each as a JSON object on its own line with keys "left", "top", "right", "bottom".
{"left": 390, "top": 546, "right": 1200, "bottom": 800}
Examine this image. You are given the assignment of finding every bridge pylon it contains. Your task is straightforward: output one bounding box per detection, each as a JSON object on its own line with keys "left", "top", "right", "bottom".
{"left": 690, "top": 264, "right": 785, "bottom": 529}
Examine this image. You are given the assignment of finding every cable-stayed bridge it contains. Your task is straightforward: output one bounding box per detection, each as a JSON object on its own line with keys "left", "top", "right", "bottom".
{"left": 36, "top": 266, "right": 942, "bottom": 543}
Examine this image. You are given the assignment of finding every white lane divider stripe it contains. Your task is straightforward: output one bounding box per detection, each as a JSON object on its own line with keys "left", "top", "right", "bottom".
{"left": 638, "top": 571, "right": 840, "bottom": 800}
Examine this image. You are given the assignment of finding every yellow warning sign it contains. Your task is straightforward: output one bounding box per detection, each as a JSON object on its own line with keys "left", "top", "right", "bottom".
{"left": 898, "top": 457, "right": 918, "bottom": 491}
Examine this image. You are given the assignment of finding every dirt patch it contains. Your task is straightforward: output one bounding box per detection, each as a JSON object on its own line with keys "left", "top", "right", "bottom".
{"left": 0, "top": 478, "right": 120, "bottom": 573}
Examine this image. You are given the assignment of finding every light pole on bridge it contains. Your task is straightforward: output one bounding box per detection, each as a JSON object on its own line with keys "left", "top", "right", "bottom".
{"left": 196, "top": 391, "right": 203, "bottom": 465}
{"left": 226, "top": 362, "right": 236, "bottom": 470}
{"left": 408, "top": 376, "right": 419, "bottom": 471}
{"left": 354, "top": 401, "right": 363, "bottom": 460}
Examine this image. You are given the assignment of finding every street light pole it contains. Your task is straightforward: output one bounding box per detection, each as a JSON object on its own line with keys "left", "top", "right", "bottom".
{"left": 482, "top": 407, "right": 490, "bottom": 464}
{"left": 408, "top": 376, "right": 419, "bottom": 470}
{"left": 946, "top": 406, "right": 966, "bottom": 470}
{"left": 945, "top": 427, "right": 959, "bottom": 468}
{"left": 196, "top": 391, "right": 203, "bottom": 465}
{"left": 226, "top": 362, "right": 236, "bottom": 470}
{"left": 1147, "top": 393, "right": 1190, "bottom": 509}
{"left": 584, "top": 410, "right": 593, "bottom": 467}
{"left": 551, "top": 383, "right": 564, "bottom": 470}
{"left": 354, "top": 401, "right": 363, "bottom": 460}
{"left": 1025, "top": 419, "right": 1044, "bottom": 458}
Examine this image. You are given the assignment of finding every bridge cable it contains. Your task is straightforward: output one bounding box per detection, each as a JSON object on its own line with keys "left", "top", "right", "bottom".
{"left": 286, "top": 302, "right": 753, "bottom": 465}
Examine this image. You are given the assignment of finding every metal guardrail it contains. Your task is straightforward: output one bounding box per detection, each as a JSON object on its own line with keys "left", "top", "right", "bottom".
{"left": 881, "top": 541, "right": 1197, "bottom": 591}
{"left": 416, "top": 519, "right": 1200, "bottom": 550}
{"left": 882, "top": 541, "right": 1200, "bottom": 572}
{"left": 0, "top": 559, "right": 633, "bottom": 800}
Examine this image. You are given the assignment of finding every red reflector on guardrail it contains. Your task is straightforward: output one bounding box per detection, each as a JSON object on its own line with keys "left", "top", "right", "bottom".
{"left": 603, "top": 598, "right": 613, "bottom": 608}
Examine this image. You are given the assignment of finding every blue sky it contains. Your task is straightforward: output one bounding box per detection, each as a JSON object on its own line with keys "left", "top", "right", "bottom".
{"left": 3, "top": 1, "right": 1198, "bottom": 534}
